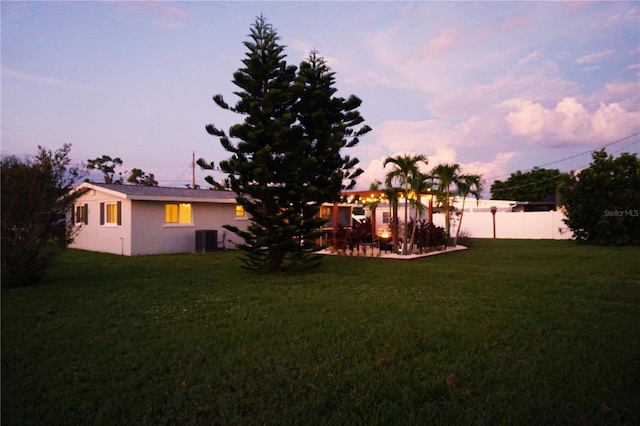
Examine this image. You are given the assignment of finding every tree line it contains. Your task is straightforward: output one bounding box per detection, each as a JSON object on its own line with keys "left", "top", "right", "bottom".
{"left": 86, "top": 155, "right": 158, "bottom": 186}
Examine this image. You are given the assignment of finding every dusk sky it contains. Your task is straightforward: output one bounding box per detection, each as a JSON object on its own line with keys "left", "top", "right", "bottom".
{"left": 2, "top": 1, "right": 639, "bottom": 193}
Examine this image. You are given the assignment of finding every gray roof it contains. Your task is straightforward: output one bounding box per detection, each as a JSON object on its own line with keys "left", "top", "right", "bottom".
{"left": 83, "top": 182, "right": 238, "bottom": 203}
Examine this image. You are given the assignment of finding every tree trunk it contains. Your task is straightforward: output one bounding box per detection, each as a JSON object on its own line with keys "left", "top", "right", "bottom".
{"left": 444, "top": 189, "right": 451, "bottom": 240}
{"left": 408, "top": 214, "right": 418, "bottom": 253}
{"left": 392, "top": 200, "right": 399, "bottom": 253}
{"left": 454, "top": 195, "right": 467, "bottom": 246}
{"left": 403, "top": 184, "right": 409, "bottom": 255}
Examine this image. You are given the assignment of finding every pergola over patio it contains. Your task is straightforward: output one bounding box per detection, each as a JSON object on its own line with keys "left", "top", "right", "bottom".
{"left": 329, "top": 189, "right": 434, "bottom": 241}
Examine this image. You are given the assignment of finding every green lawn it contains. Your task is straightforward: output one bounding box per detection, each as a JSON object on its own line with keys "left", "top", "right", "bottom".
{"left": 2, "top": 240, "right": 639, "bottom": 425}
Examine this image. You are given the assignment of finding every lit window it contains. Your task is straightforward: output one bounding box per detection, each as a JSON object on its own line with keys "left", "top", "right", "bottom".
{"left": 100, "top": 201, "right": 121, "bottom": 226}
{"left": 165, "top": 203, "right": 192, "bottom": 224}
{"left": 106, "top": 203, "right": 119, "bottom": 224}
{"left": 165, "top": 204, "right": 178, "bottom": 223}
{"left": 320, "top": 206, "right": 331, "bottom": 219}
{"left": 235, "top": 205, "right": 245, "bottom": 217}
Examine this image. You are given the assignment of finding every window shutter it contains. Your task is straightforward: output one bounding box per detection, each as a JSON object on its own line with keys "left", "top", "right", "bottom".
{"left": 100, "top": 202, "right": 105, "bottom": 225}
{"left": 117, "top": 201, "right": 122, "bottom": 225}
{"left": 72, "top": 205, "right": 76, "bottom": 224}
{"left": 84, "top": 204, "right": 88, "bottom": 225}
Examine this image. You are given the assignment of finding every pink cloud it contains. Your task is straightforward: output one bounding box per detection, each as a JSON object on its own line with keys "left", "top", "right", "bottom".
{"left": 459, "top": 151, "right": 519, "bottom": 189}
{"left": 500, "top": 15, "right": 535, "bottom": 31}
{"left": 575, "top": 49, "right": 614, "bottom": 64}
{"left": 500, "top": 96, "right": 640, "bottom": 145}
{"left": 400, "top": 2, "right": 415, "bottom": 15}
{"left": 594, "top": 82, "right": 640, "bottom": 111}
{"left": 116, "top": 2, "right": 189, "bottom": 29}
{"left": 2, "top": 67, "right": 95, "bottom": 91}
{"left": 420, "top": 29, "right": 457, "bottom": 57}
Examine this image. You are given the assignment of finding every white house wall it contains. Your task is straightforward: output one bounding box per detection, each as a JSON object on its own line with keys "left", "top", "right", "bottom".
{"left": 69, "top": 187, "right": 250, "bottom": 256}
{"left": 69, "top": 192, "right": 133, "bottom": 255}
{"left": 129, "top": 201, "right": 247, "bottom": 255}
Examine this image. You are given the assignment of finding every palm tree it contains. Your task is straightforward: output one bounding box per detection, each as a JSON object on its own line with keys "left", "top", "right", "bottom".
{"left": 366, "top": 180, "right": 382, "bottom": 240}
{"left": 384, "top": 186, "right": 400, "bottom": 253}
{"left": 384, "top": 154, "right": 428, "bottom": 255}
{"left": 453, "top": 174, "right": 483, "bottom": 246}
{"left": 431, "top": 163, "right": 461, "bottom": 240}
{"left": 407, "top": 172, "right": 431, "bottom": 251}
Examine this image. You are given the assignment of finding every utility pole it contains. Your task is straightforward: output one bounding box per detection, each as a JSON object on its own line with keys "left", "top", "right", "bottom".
{"left": 191, "top": 151, "right": 196, "bottom": 189}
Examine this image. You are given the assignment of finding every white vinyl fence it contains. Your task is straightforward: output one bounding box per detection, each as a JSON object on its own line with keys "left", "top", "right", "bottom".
{"left": 432, "top": 210, "right": 571, "bottom": 240}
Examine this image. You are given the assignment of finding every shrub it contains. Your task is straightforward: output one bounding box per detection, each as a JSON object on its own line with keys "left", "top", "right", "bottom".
{"left": 415, "top": 220, "right": 447, "bottom": 252}
{"left": 455, "top": 231, "right": 474, "bottom": 248}
{"left": 559, "top": 149, "right": 640, "bottom": 245}
{"left": 1, "top": 144, "right": 84, "bottom": 289}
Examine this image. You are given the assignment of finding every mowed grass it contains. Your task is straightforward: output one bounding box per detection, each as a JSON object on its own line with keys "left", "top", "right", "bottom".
{"left": 2, "top": 240, "right": 639, "bottom": 425}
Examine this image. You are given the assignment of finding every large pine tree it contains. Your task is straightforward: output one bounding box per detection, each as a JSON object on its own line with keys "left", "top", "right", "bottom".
{"left": 204, "top": 16, "right": 370, "bottom": 272}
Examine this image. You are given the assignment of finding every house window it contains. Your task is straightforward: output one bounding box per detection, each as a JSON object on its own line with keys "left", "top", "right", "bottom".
{"left": 320, "top": 206, "right": 331, "bottom": 219}
{"left": 100, "top": 201, "right": 121, "bottom": 226}
{"left": 165, "top": 203, "right": 192, "bottom": 224}
{"left": 106, "top": 203, "right": 118, "bottom": 224}
{"left": 235, "top": 205, "right": 245, "bottom": 217}
{"left": 75, "top": 204, "right": 88, "bottom": 225}
{"left": 382, "top": 211, "right": 390, "bottom": 224}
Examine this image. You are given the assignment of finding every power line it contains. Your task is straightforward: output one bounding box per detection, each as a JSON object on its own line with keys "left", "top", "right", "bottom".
{"left": 486, "top": 131, "right": 640, "bottom": 182}
{"left": 534, "top": 133, "right": 640, "bottom": 170}
{"left": 609, "top": 138, "right": 639, "bottom": 156}
{"left": 487, "top": 137, "right": 640, "bottom": 195}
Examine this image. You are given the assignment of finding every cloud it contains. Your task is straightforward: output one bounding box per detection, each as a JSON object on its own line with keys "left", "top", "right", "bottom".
{"left": 356, "top": 116, "right": 493, "bottom": 189}
{"left": 514, "top": 50, "right": 540, "bottom": 69}
{"left": 575, "top": 49, "right": 614, "bottom": 64}
{"left": 400, "top": 3, "right": 415, "bottom": 15}
{"left": 459, "top": 151, "right": 519, "bottom": 194}
{"left": 288, "top": 40, "right": 339, "bottom": 67}
{"left": 420, "top": 29, "right": 457, "bottom": 57}
{"left": 357, "top": 149, "right": 517, "bottom": 194}
{"left": 116, "top": 2, "right": 189, "bottom": 29}
{"left": 356, "top": 33, "right": 639, "bottom": 190}
{"left": 500, "top": 97, "right": 640, "bottom": 145}
{"left": 607, "top": 5, "right": 638, "bottom": 22}
{"left": 501, "top": 99, "right": 547, "bottom": 137}
{"left": 1, "top": 67, "right": 95, "bottom": 90}
{"left": 500, "top": 15, "right": 535, "bottom": 31}
{"left": 356, "top": 118, "right": 460, "bottom": 189}
{"left": 593, "top": 82, "right": 640, "bottom": 112}
{"left": 2, "top": 67, "right": 72, "bottom": 87}
{"left": 426, "top": 50, "right": 581, "bottom": 124}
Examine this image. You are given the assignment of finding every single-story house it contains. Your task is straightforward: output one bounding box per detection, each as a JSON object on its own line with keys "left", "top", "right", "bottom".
{"left": 69, "top": 182, "right": 250, "bottom": 255}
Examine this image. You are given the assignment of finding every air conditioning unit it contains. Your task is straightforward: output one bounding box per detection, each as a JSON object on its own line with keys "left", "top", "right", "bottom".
{"left": 195, "top": 230, "right": 218, "bottom": 253}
